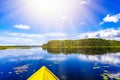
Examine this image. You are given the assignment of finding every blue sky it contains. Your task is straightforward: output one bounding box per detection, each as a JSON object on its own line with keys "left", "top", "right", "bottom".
{"left": 0, "top": 0, "right": 120, "bottom": 45}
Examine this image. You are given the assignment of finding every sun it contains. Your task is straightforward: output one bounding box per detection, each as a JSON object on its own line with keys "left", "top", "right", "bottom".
{"left": 23, "top": 0, "right": 68, "bottom": 19}
{"left": 21, "top": 0, "right": 90, "bottom": 32}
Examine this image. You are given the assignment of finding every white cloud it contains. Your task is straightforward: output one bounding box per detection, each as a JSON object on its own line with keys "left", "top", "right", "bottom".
{"left": 2, "top": 27, "right": 120, "bottom": 45}
{"left": 1, "top": 28, "right": 120, "bottom": 45}
{"left": 0, "top": 37, "right": 37, "bottom": 45}
{"left": 6, "top": 32, "right": 44, "bottom": 38}
{"left": 0, "top": 32, "right": 67, "bottom": 45}
{"left": 14, "top": 24, "right": 30, "bottom": 30}
{"left": 100, "top": 14, "right": 120, "bottom": 25}
{"left": 77, "top": 28, "right": 120, "bottom": 40}
{"left": 80, "top": 0, "right": 89, "bottom": 5}
{"left": 45, "top": 32, "right": 66, "bottom": 37}
{"left": 4, "top": 32, "right": 66, "bottom": 38}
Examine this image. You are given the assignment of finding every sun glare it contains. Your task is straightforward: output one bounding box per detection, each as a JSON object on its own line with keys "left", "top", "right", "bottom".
{"left": 23, "top": 0, "right": 69, "bottom": 19}
{"left": 21, "top": 0, "right": 90, "bottom": 32}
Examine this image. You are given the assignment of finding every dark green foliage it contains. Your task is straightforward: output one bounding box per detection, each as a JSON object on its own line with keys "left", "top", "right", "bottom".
{"left": 42, "top": 38, "right": 120, "bottom": 48}
{"left": 42, "top": 38, "right": 120, "bottom": 54}
{"left": 0, "top": 46, "right": 40, "bottom": 50}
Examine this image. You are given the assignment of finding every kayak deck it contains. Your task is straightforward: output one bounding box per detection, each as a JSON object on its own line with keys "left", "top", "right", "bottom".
{"left": 27, "top": 66, "right": 59, "bottom": 80}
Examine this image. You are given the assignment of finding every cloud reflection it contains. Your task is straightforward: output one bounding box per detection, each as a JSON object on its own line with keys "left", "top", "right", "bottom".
{"left": 0, "top": 48, "right": 45, "bottom": 62}
{"left": 0, "top": 49, "right": 67, "bottom": 62}
{"left": 46, "top": 54, "right": 66, "bottom": 61}
{"left": 9, "top": 56, "right": 43, "bottom": 62}
{"left": 78, "top": 53, "right": 120, "bottom": 64}
{"left": 111, "top": 72, "right": 120, "bottom": 78}
{"left": 1, "top": 48, "right": 120, "bottom": 64}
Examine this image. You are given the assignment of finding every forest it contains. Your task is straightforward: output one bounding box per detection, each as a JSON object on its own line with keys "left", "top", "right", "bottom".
{"left": 42, "top": 38, "right": 120, "bottom": 54}
{"left": 42, "top": 38, "right": 120, "bottom": 48}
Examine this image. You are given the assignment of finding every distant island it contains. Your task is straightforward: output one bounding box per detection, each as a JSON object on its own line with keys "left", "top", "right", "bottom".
{"left": 42, "top": 38, "right": 120, "bottom": 54}
{"left": 42, "top": 38, "right": 120, "bottom": 48}
{"left": 0, "top": 46, "right": 41, "bottom": 50}
{"left": 1, "top": 38, "right": 120, "bottom": 54}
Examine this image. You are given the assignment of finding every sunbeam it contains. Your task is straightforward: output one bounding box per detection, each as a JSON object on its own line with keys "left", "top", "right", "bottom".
{"left": 18, "top": 0, "right": 92, "bottom": 32}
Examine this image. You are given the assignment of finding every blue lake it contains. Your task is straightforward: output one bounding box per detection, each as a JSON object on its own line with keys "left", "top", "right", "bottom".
{"left": 0, "top": 48, "right": 120, "bottom": 80}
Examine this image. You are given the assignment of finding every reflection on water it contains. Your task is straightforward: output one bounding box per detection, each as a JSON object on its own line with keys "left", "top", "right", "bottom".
{"left": 13, "top": 64, "right": 29, "bottom": 74}
{"left": 43, "top": 47, "right": 120, "bottom": 54}
{"left": 78, "top": 53, "right": 120, "bottom": 64}
{"left": 0, "top": 48, "right": 120, "bottom": 80}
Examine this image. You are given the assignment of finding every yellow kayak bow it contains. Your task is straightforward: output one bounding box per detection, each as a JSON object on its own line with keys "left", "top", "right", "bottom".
{"left": 27, "top": 66, "right": 59, "bottom": 80}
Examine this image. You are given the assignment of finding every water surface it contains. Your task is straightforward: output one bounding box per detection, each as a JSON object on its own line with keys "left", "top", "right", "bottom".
{"left": 0, "top": 48, "right": 120, "bottom": 80}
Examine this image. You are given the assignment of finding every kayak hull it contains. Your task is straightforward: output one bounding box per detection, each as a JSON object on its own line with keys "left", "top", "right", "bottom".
{"left": 27, "top": 66, "right": 59, "bottom": 80}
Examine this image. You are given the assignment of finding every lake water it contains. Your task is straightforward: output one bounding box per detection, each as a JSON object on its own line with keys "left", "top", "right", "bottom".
{"left": 0, "top": 47, "right": 120, "bottom": 80}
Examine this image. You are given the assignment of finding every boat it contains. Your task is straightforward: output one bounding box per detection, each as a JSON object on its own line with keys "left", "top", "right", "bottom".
{"left": 27, "top": 66, "right": 59, "bottom": 80}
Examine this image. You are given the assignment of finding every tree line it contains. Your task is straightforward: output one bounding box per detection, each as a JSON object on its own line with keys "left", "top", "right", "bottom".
{"left": 42, "top": 38, "right": 120, "bottom": 49}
